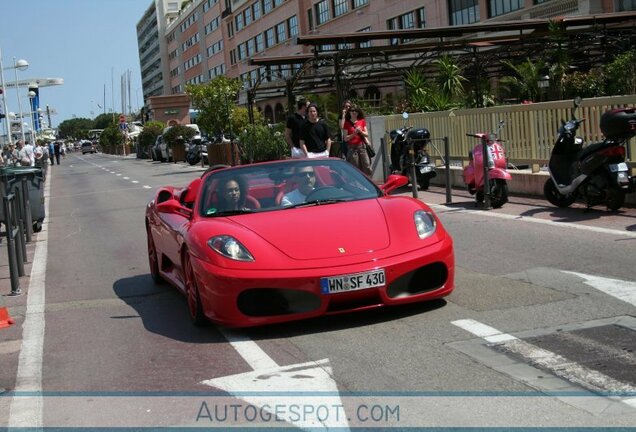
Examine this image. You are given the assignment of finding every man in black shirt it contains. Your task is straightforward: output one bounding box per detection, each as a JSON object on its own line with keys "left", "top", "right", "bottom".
{"left": 285, "top": 98, "right": 308, "bottom": 158}
{"left": 300, "top": 104, "right": 331, "bottom": 158}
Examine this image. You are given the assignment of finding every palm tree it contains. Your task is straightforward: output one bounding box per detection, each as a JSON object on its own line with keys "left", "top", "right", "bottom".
{"left": 500, "top": 58, "right": 545, "bottom": 102}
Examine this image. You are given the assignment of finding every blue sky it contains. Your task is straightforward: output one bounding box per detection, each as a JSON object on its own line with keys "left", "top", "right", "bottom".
{"left": 0, "top": 0, "right": 151, "bottom": 127}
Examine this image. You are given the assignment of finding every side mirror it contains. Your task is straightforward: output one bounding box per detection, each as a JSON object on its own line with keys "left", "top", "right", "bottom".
{"left": 381, "top": 174, "right": 408, "bottom": 194}
{"left": 157, "top": 198, "right": 192, "bottom": 218}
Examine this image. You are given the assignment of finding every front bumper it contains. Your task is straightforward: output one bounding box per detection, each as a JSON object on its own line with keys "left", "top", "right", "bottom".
{"left": 190, "top": 235, "right": 454, "bottom": 327}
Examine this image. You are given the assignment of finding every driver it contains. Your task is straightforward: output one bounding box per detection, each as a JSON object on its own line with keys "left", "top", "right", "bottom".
{"left": 281, "top": 166, "right": 316, "bottom": 206}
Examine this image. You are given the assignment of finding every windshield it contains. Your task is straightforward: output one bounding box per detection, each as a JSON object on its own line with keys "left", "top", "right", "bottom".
{"left": 198, "top": 159, "right": 381, "bottom": 217}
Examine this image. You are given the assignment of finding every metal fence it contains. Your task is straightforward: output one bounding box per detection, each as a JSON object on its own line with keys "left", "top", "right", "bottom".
{"left": 381, "top": 95, "right": 636, "bottom": 173}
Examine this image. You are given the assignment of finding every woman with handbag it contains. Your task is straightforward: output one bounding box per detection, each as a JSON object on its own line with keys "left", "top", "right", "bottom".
{"left": 343, "top": 105, "right": 372, "bottom": 176}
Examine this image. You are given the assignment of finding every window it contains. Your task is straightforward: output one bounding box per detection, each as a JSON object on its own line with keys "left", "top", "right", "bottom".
{"left": 253, "top": 1, "right": 261, "bottom": 19}
{"left": 247, "top": 39, "right": 255, "bottom": 56}
{"left": 315, "top": 0, "right": 329, "bottom": 25}
{"left": 489, "top": 0, "right": 523, "bottom": 17}
{"left": 358, "top": 27, "right": 371, "bottom": 48}
{"left": 353, "top": 0, "right": 368, "bottom": 8}
{"left": 255, "top": 33, "right": 264, "bottom": 52}
{"left": 333, "top": 0, "right": 348, "bottom": 17}
{"left": 288, "top": 15, "right": 298, "bottom": 38}
{"left": 618, "top": 0, "right": 636, "bottom": 10}
{"left": 265, "top": 27, "right": 275, "bottom": 47}
{"left": 204, "top": 0, "right": 218, "bottom": 12}
{"left": 308, "top": 8, "right": 314, "bottom": 31}
{"left": 263, "top": 0, "right": 273, "bottom": 14}
{"left": 449, "top": 0, "right": 479, "bottom": 25}
{"left": 387, "top": 8, "right": 425, "bottom": 44}
{"left": 245, "top": 7, "right": 252, "bottom": 25}
{"left": 236, "top": 13, "right": 244, "bottom": 31}
{"left": 276, "top": 22, "right": 286, "bottom": 42}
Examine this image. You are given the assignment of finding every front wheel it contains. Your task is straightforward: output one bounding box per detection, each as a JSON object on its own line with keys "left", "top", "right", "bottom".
{"left": 606, "top": 187, "right": 625, "bottom": 211}
{"left": 490, "top": 179, "right": 509, "bottom": 209}
{"left": 184, "top": 253, "right": 206, "bottom": 326}
{"left": 147, "top": 226, "right": 164, "bottom": 284}
{"left": 544, "top": 179, "right": 576, "bottom": 208}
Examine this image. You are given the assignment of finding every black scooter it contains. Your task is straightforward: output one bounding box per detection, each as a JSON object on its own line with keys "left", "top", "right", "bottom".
{"left": 388, "top": 112, "right": 436, "bottom": 190}
{"left": 544, "top": 97, "right": 636, "bottom": 211}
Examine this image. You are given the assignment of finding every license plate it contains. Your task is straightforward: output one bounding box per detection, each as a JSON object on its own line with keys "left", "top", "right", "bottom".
{"left": 320, "top": 269, "right": 386, "bottom": 294}
{"left": 610, "top": 162, "right": 628, "bottom": 172}
{"left": 419, "top": 165, "right": 434, "bottom": 174}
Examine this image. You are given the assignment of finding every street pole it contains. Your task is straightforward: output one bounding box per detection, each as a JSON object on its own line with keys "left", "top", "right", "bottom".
{"left": 0, "top": 48, "right": 12, "bottom": 146}
{"left": 13, "top": 58, "right": 26, "bottom": 143}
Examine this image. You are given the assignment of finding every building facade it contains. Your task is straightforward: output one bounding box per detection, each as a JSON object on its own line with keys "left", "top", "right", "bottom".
{"left": 138, "top": 0, "right": 634, "bottom": 124}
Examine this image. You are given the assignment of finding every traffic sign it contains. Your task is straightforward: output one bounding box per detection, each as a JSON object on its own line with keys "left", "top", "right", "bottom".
{"left": 119, "top": 114, "right": 126, "bottom": 123}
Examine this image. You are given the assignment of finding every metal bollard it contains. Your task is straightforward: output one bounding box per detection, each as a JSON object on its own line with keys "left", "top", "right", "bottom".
{"left": 444, "top": 137, "right": 452, "bottom": 204}
{"left": 3, "top": 194, "right": 23, "bottom": 295}
{"left": 482, "top": 138, "right": 491, "bottom": 209}
{"left": 20, "top": 177, "right": 33, "bottom": 242}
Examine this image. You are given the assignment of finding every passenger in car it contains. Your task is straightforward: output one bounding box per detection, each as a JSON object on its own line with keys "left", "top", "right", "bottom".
{"left": 281, "top": 166, "right": 316, "bottom": 206}
{"left": 218, "top": 176, "right": 250, "bottom": 211}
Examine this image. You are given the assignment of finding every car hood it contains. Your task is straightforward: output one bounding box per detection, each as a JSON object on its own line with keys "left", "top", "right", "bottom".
{"left": 231, "top": 199, "right": 390, "bottom": 260}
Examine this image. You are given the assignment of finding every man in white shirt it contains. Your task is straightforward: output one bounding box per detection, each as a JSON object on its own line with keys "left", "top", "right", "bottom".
{"left": 16, "top": 140, "right": 35, "bottom": 166}
{"left": 281, "top": 166, "right": 316, "bottom": 206}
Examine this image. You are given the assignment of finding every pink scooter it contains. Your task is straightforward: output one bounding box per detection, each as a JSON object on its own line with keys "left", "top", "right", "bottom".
{"left": 462, "top": 120, "right": 511, "bottom": 208}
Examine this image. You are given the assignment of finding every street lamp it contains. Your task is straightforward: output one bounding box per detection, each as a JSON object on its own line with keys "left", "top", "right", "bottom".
{"left": 0, "top": 48, "right": 23, "bottom": 146}
{"left": 13, "top": 57, "right": 29, "bottom": 143}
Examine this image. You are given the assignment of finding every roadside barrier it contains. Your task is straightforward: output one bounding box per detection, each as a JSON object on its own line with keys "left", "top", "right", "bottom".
{"left": 0, "top": 290, "right": 15, "bottom": 328}
{"left": 0, "top": 166, "right": 44, "bottom": 296}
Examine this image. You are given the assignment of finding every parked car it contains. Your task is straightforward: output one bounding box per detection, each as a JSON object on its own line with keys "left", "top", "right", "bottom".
{"left": 145, "top": 158, "right": 455, "bottom": 327}
{"left": 81, "top": 141, "right": 96, "bottom": 154}
{"left": 151, "top": 135, "right": 166, "bottom": 162}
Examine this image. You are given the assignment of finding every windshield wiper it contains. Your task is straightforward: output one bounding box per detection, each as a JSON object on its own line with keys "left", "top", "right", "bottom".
{"left": 288, "top": 199, "right": 347, "bottom": 208}
{"left": 212, "top": 209, "right": 254, "bottom": 216}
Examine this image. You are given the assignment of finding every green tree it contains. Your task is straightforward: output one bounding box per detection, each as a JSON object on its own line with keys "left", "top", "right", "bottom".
{"left": 57, "top": 117, "right": 94, "bottom": 139}
{"left": 138, "top": 120, "right": 165, "bottom": 155}
{"left": 563, "top": 70, "right": 605, "bottom": 98}
{"left": 93, "top": 113, "right": 118, "bottom": 129}
{"left": 163, "top": 124, "right": 196, "bottom": 148}
{"left": 604, "top": 49, "right": 636, "bottom": 96}
{"left": 435, "top": 55, "right": 467, "bottom": 98}
{"left": 186, "top": 76, "right": 242, "bottom": 137}
{"left": 99, "top": 125, "right": 123, "bottom": 152}
{"left": 238, "top": 124, "right": 287, "bottom": 163}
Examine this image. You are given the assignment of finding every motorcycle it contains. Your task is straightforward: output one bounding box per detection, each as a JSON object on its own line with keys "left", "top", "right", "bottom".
{"left": 462, "top": 120, "right": 511, "bottom": 208}
{"left": 186, "top": 138, "right": 208, "bottom": 166}
{"left": 544, "top": 97, "right": 636, "bottom": 211}
{"left": 388, "top": 113, "right": 436, "bottom": 190}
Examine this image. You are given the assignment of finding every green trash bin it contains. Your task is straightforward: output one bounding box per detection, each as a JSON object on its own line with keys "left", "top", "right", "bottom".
{"left": 0, "top": 166, "right": 46, "bottom": 232}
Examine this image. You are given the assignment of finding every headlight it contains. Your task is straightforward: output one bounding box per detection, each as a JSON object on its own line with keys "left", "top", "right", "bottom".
{"left": 208, "top": 236, "right": 254, "bottom": 261}
{"left": 414, "top": 211, "right": 436, "bottom": 239}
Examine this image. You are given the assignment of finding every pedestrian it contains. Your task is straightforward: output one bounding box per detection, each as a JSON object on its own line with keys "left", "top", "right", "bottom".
{"left": 337, "top": 99, "right": 352, "bottom": 159}
{"left": 343, "top": 105, "right": 372, "bottom": 176}
{"left": 3, "top": 143, "right": 18, "bottom": 166}
{"left": 54, "top": 141, "right": 61, "bottom": 165}
{"left": 299, "top": 103, "right": 331, "bottom": 159}
{"left": 284, "top": 97, "right": 309, "bottom": 159}
{"left": 48, "top": 141, "right": 55, "bottom": 165}
{"left": 16, "top": 140, "right": 34, "bottom": 166}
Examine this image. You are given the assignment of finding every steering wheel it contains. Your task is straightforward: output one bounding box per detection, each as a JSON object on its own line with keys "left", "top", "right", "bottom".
{"left": 305, "top": 186, "right": 352, "bottom": 202}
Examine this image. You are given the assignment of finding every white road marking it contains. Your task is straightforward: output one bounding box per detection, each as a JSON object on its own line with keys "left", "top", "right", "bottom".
{"left": 143, "top": 185, "right": 151, "bottom": 189}
{"left": 562, "top": 271, "right": 636, "bottom": 307}
{"left": 431, "top": 204, "right": 636, "bottom": 238}
{"left": 452, "top": 319, "right": 636, "bottom": 404}
{"left": 9, "top": 168, "right": 52, "bottom": 427}
{"left": 132, "top": 180, "right": 139, "bottom": 184}
{"left": 200, "top": 329, "right": 349, "bottom": 429}
{"left": 123, "top": 177, "right": 129, "bottom": 180}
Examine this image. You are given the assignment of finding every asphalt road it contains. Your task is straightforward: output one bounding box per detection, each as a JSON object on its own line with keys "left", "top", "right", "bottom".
{"left": 1, "top": 152, "right": 635, "bottom": 429}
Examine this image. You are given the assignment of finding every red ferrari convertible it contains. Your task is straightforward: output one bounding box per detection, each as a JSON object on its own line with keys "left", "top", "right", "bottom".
{"left": 145, "top": 158, "right": 454, "bottom": 327}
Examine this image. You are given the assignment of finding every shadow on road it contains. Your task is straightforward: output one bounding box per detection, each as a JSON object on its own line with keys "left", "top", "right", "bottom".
{"left": 112, "top": 275, "right": 227, "bottom": 344}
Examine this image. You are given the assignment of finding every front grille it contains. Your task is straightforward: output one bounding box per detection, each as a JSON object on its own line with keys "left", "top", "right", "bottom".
{"left": 237, "top": 288, "right": 320, "bottom": 317}
{"left": 386, "top": 262, "right": 448, "bottom": 299}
